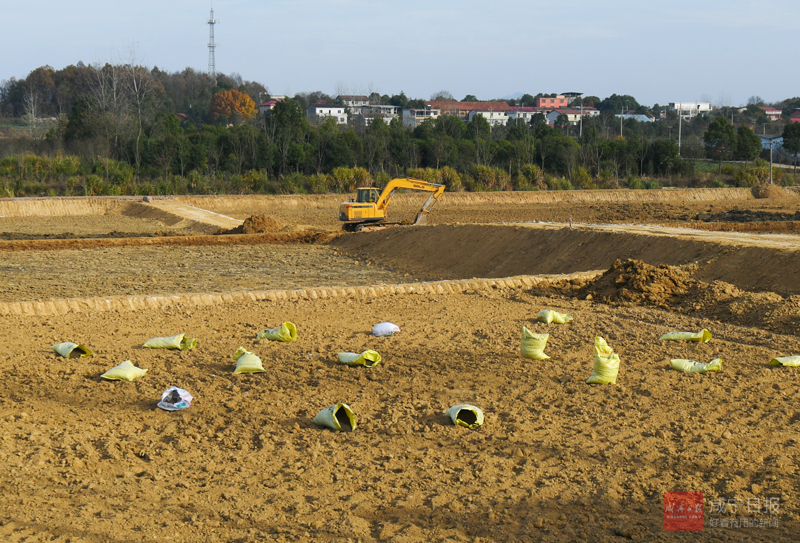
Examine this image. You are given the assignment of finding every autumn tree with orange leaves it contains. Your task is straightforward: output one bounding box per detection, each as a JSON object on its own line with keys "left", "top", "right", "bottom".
{"left": 210, "top": 89, "right": 256, "bottom": 124}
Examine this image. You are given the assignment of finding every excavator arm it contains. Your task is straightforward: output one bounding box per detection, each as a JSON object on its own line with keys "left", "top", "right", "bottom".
{"left": 375, "top": 178, "right": 445, "bottom": 224}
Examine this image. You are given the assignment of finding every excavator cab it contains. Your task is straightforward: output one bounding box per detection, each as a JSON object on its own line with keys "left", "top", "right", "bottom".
{"left": 356, "top": 188, "right": 380, "bottom": 203}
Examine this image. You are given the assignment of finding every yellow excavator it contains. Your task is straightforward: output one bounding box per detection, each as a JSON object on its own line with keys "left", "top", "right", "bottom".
{"left": 339, "top": 178, "right": 445, "bottom": 232}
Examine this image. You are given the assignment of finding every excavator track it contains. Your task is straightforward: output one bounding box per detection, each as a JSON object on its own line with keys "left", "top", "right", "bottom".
{"left": 343, "top": 221, "right": 408, "bottom": 233}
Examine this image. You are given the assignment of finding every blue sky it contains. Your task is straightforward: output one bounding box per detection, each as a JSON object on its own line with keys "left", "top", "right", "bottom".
{"left": 3, "top": 0, "right": 799, "bottom": 106}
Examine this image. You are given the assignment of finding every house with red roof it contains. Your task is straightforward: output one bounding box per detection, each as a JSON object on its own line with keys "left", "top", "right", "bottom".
{"left": 425, "top": 101, "right": 512, "bottom": 121}
{"left": 760, "top": 106, "right": 782, "bottom": 122}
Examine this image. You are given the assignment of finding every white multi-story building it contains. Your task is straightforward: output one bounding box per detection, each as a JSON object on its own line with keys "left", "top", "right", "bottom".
{"left": 307, "top": 103, "right": 347, "bottom": 124}
{"left": 669, "top": 102, "right": 712, "bottom": 118}
{"left": 508, "top": 107, "right": 547, "bottom": 122}
{"left": 546, "top": 107, "right": 600, "bottom": 125}
{"left": 355, "top": 104, "right": 400, "bottom": 126}
{"left": 468, "top": 109, "right": 509, "bottom": 126}
{"left": 337, "top": 95, "right": 371, "bottom": 112}
{"left": 402, "top": 108, "right": 440, "bottom": 128}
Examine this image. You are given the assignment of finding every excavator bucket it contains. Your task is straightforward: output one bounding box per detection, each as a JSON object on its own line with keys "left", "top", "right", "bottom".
{"left": 412, "top": 213, "right": 427, "bottom": 226}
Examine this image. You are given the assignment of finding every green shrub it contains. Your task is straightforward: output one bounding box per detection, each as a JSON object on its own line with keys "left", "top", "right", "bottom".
{"left": 734, "top": 170, "right": 758, "bottom": 187}
{"left": 472, "top": 165, "right": 510, "bottom": 191}
{"left": 280, "top": 172, "right": 307, "bottom": 194}
{"left": 517, "top": 164, "right": 543, "bottom": 190}
{"left": 304, "top": 173, "right": 330, "bottom": 194}
{"left": 375, "top": 171, "right": 392, "bottom": 187}
{"left": 84, "top": 174, "right": 102, "bottom": 196}
{"left": 626, "top": 176, "right": 645, "bottom": 190}
{"left": 439, "top": 166, "right": 462, "bottom": 191}
{"left": 332, "top": 167, "right": 371, "bottom": 192}
{"left": 545, "top": 175, "right": 572, "bottom": 190}
{"left": 571, "top": 166, "right": 594, "bottom": 189}
{"left": 597, "top": 169, "right": 616, "bottom": 189}
{"left": 406, "top": 168, "right": 438, "bottom": 183}
{"left": 52, "top": 154, "right": 81, "bottom": 177}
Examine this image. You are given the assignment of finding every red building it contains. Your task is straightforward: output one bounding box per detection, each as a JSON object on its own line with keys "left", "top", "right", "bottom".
{"left": 535, "top": 95, "right": 568, "bottom": 108}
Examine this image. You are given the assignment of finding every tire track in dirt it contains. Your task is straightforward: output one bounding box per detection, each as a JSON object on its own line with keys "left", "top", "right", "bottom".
{"left": 0, "top": 272, "right": 599, "bottom": 317}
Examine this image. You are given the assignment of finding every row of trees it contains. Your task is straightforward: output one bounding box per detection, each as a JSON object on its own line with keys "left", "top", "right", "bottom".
{"left": 704, "top": 116, "right": 800, "bottom": 174}
{"left": 1, "top": 62, "right": 799, "bottom": 198}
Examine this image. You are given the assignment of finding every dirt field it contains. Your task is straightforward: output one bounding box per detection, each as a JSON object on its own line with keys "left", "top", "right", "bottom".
{"left": 2, "top": 186, "right": 800, "bottom": 239}
{"left": 1, "top": 188, "right": 800, "bottom": 542}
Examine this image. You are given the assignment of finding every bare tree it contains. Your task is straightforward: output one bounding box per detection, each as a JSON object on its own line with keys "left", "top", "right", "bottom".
{"left": 123, "top": 49, "right": 163, "bottom": 169}
{"left": 430, "top": 90, "right": 454, "bottom": 101}
{"left": 22, "top": 85, "right": 41, "bottom": 130}
{"left": 89, "top": 62, "right": 127, "bottom": 158}
{"left": 334, "top": 81, "right": 349, "bottom": 100}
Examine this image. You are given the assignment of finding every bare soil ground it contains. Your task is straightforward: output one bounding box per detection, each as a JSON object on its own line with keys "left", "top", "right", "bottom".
{"left": 1, "top": 189, "right": 800, "bottom": 542}
{"left": 0, "top": 244, "right": 405, "bottom": 303}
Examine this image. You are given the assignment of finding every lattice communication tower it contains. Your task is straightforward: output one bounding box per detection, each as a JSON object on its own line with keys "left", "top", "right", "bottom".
{"left": 207, "top": 7, "right": 218, "bottom": 78}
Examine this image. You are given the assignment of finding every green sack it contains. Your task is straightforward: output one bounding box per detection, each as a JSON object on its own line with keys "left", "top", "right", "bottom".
{"left": 659, "top": 329, "right": 712, "bottom": 343}
{"left": 101, "top": 360, "right": 148, "bottom": 381}
{"left": 51, "top": 342, "right": 93, "bottom": 359}
{"left": 338, "top": 350, "right": 381, "bottom": 367}
{"left": 521, "top": 326, "right": 550, "bottom": 360}
{"left": 587, "top": 336, "right": 620, "bottom": 385}
{"left": 313, "top": 403, "right": 357, "bottom": 432}
{"left": 256, "top": 322, "right": 297, "bottom": 342}
{"left": 447, "top": 404, "right": 485, "bottom": 429}
{"left": 769, "top": 356, "right": 800, "bottom": 367}
{"left": 670, "top": 358, "right": 722, "bottom": 373}
{"left": 143, "top": 333, "right": 197, "bottom": 350}
{"left": 233, "top": 347, "right": 265, "bottom": 374}
{"left": 537, "top": 309, "right": 573, "bottom": 324}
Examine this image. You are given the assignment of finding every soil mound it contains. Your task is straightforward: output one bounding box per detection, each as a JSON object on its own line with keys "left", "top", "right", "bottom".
{"left": 542, "top": 258, "right": 800, "bottom": 336}
{"left": 223, "top": 214, "right": 282, "bottom": 234}
{"left": 582, "top": 259, "right": 697, "bottom": 308}
{"left": 752, "top": 185, "right": 790, "bottom": 199}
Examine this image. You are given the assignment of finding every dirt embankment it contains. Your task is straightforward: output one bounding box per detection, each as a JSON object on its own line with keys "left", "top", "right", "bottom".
{"left": 332, "top": 223, "right": 800, "bottom": 297}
